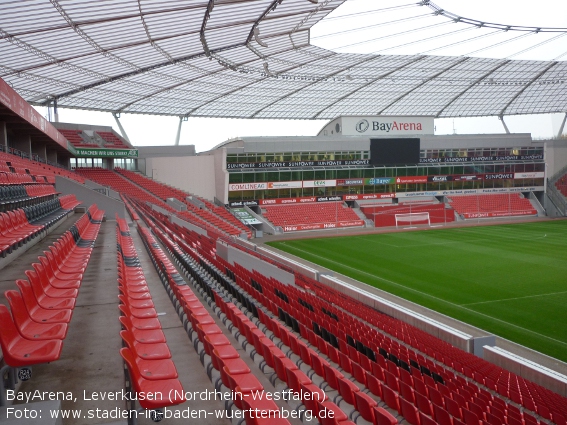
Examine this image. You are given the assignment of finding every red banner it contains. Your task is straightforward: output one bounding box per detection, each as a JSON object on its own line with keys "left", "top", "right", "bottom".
{"left": 394, "top": 176, "right": 428, "bottom": 184}
{"left": 462, "top": 210, "right": 536, "bottom": 219}
{"left": 343, "top": 193, "right": 395, "bottom": 201}
{"left": 282, "top": 220, "right": 364, "bottom": 232}
{"left": 0, "top": 77, "right": 69, "bottom": 150}
{"left": 260, "top": 196, "right": 317, "bottom": 205}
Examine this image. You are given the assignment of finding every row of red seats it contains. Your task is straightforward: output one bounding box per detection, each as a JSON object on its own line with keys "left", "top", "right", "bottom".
{"left": 555, "top": 174, "right": 567, "bottom": 197}
{"left": 0, "top": 206, "right": 103, "bottom": 376}
{"left": 448, "top": 194, "right": 536, "bottom": 218}
{"left": 116, "top": 168, "right": 252, "bottom": 237}
{"left": 136, "top": 210, "right": 293, "bottom": 425}
{"left": 137, "top": 216, "right": 291, "bottom": 424}
{"left": 0, "top": 196, "right": 80, "bottom": 257}
{"left": 140, "top": 211, "right": 372, "bottom": 425}
{"left": 74, "top": 168, "right": 172, "bottom": 211}
{"left": 130, "top": 201, "right": 567, "bottom": 425}
{"left": 263, "top": 202, "right": 362, "bottom": 227}
{"left": 96, "top": 131, "right": 130, "bottom": 148}
{"left": 151, "top": 214, "right": 399, "bottom": 425}
{"left": 302, "top": 275, "right": 567, "bottom": 423}
{"left": 0, "top": 151, "right": 84, "bottom": 184}
{"left": 115, "top": 217, "right": 184, "bottom": 417}
{"left": 204, "top": 248, "right": 552, "bottom": 424}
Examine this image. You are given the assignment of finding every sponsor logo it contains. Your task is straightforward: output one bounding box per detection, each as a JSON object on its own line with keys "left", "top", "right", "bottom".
{"left": 395, "top": 176, "right": 428, "bottom": 184}
{"left": 229, "top": 200, "right": 259, "bottom": 207}
{"left": 371, "top": 121, "right": 423, "bottom": 133}
{"left": 356, "top": 119, "right": 369, "bottom": 133}
{"left": 337, "top": 179, "right": 363, "bottom": 186}
{"left": 317, "top": 196, "right": 342, "bottom": 202}
{"left": 520, "top": 154, "right": 544, "bottom": 160}
{"left": 514, "top": 172, "right": 544, "bottom": 179}
{"left": 429, "top": 175, "right": 450, "bottom": 182}
{"left": 368, "top": 178, "right": 392, "bottom": 185}
{"left": 484, "top": 173, "right": 514, "bottom": 180}
{"left": 453, "top": 175, "right": 478, "bottom": 181}
{"left": 228, "top": 183, "right": 267, "bottom": 191}
{"left": 227, "top": 159, "right": 370, "bottom": 169}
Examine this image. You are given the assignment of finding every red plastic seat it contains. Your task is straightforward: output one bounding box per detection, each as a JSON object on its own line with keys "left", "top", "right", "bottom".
{"left": 400, "top": 381, "right": 416, "bottom": 404}
{"left": 374, "top": 406, "right": 398, "bottom": 425}
{"left": 366, "top": 372, "right": 383, "bottom": 398}
{"left": 286, "top": 368, "right": 311, "bottom": 393}
{"left": 118, "top": 304, "right": 161, "bottom": 329}
{"left": 16, "top": 278, "right": 75, "bottom": 310}
{"left": 317, "top": 401, "right": 348, "bottom": 425}
{"left": 445, "top": 396, "right": 462, "bottom": 420}
{"left": 119, "top": 316, "right": 166, "bottom": 344}
{"left": 120, "top": 330, "right": 171, "bottom": 360}
{"left": 382, "top": 383, "right": 401, "bottom": 414}
{"left": 337, "top": 376, "right": 360, "bottom": 405}
{"left": 10, "top": 285, "right": 72, "bottom": 323}
{"left": 120, "top": 347, "right": 184, "bottom": 410}
{"left": 323, "top": 363, "right": 344, "bottom": 391}
{"left": 400, "top": 397, "right": 421, "bottom": 425}
{"left": 0, "top": 305, "right": 63, "bottom": 367}
{"left": 5, "top": 290, "right": 68, "bottom": 340}
{"left": 27, "top": 266, "right": 78, "bottom": 299}
{"left": 420, "top": 411, "right": 438, "bottom": 425}
{"left": 353, "top": 391, "right": 378, "bottom": 422}
{"left": 434, "top": 404, "right": 453, "bottom": 425}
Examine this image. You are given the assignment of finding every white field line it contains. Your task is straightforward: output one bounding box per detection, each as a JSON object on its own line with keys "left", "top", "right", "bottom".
{"left": 461, "top": 291, "right": 567, "bottom": 306}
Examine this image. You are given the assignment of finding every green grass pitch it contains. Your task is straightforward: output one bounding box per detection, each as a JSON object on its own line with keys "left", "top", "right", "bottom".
{"left": 267, "top": 221, "right": 567, "bottom": 363}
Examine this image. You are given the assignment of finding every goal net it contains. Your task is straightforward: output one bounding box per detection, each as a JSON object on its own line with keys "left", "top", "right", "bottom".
{"left": 395, "top": 212, "right": 431, "bottom": 229}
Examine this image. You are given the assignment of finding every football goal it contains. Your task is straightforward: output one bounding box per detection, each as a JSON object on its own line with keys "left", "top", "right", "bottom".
{"left": 395, "top": 212, "right": 431, "bottom": 229}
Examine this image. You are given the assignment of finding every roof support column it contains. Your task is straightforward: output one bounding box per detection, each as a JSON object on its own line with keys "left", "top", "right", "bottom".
{"left": 557, "top": 112, "right": 567, "bottom": 139}
{"left": 53, "top": 99, "right": 59, "bottom": 123}
{"left": 498, "top": 115, "right": 510, "bottom": 134}
{"left": 174, "top": 116, "right": 187, "bottom": 146}
{"left": 0, "top": 121, "right": 7, "bottom": 150}
{"left": 112, "top": 112, "right": 131, "bottom": 143}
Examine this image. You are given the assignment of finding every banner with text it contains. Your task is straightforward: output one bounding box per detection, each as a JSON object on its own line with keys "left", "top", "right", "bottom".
{"left": 75, "top": 148, "right": 138, "bottom": 157}
{"left": 283, "top": 220, "right": 365, "bottom": 232}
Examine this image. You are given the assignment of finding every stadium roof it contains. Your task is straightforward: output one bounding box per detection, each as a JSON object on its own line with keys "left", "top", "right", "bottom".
{"left": 0, "top": 0, "right": 565, "bottom": 120}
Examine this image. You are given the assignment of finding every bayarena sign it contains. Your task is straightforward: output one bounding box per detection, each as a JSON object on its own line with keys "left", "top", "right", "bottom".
{"left": 344, "top": 116, "right": 434, "bottom": 136}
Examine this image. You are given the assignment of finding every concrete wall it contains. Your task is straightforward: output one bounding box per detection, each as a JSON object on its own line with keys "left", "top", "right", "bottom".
{"left": 483, "top": 346, "right": 567, "bottom": 397}
{"left": 31, "top": 142, "right": 47, "bottom": 162}
{"left": 546, "top": 139, "right": 567, "bottom": 178}
{"left": 10, "top": 134, "right": 31, "bottom": 157}
{"left": 145, "top": 155, "right": 216, "bottom": 200}
{"left": 256, "top": 246, "right": 319, "bottom": 280}
{"left": 217, "top": 241, "right": 295, "bottom": 285}
{"left": 0, "top": 122, "right": 7, "bottom": 148}
{"left": 46, "top": 148, "right": 58, "bottom": 164}
{"left": 55, "top": 176, "right": 126, "bottom": 220}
